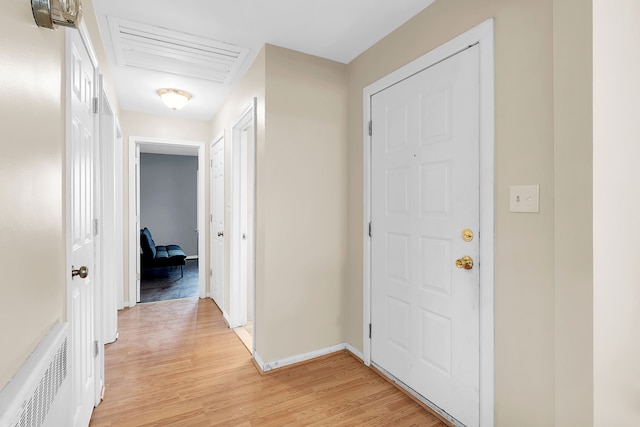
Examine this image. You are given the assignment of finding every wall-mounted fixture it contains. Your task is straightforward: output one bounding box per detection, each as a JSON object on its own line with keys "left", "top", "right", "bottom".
{"left": 158, "top": 88, "right": 192, "bottom": 111}
{"left": 32, "top": 0, "right": 82, "bottom": 29}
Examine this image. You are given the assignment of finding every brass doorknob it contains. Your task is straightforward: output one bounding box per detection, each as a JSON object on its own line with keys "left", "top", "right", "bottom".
{"left": 217, "top": 231, "right": 224, "bottom": 237}
{"left": 455, "top": 256, "right": 473, "bottom": 270}
{"left": 71, "top": 265, "right": 89, "bottom": 279}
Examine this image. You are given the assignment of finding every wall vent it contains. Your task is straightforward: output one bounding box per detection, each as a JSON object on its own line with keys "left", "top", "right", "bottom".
{"left": 108, "top": 17, "right": 250, "bottom": 84}
{"left": 0, "top": 323, "right": 70, "bottom": 427}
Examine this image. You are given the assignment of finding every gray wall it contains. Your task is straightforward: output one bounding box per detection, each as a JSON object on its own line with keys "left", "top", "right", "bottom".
{"left": 140, "top": 153, "right": 198, "bottom": 257}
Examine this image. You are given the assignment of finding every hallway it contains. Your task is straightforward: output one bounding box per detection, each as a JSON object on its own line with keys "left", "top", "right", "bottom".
{"left": 89, "top": 298, "right": 447, "bottom": 426}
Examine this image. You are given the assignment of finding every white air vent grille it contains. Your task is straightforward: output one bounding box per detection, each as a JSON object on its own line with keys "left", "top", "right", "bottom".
{"left": 108, "top": 17, "right": 250, "bottom": 84}
{"left": 13, "top": 339, "right": 67, "bottom": 427}
{"left": 0, "top": 323, "right": 70, "bottom": 427}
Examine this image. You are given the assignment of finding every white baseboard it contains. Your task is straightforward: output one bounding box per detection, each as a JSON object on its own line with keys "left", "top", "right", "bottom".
{"left": 124, "top": 301, "right": 130, "bottom": 308}
{"left": 222, "top": 311, "right": 231, "bottom": 326}
{"left": 256, "top": 343, "right": 354, "bottom": 373}
{"left": 253, "top": 351, "right": 266, "bottom": 372}
{"left": 345, "top": 343, "right": 364, "bottom": 361}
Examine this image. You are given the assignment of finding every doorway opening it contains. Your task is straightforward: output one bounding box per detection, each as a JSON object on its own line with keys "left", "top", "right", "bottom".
{"left": 127, "top": 137, "right": 206, "bottom": 308}
{"left": 230, "top": 99, "right": 257, "bottom": 354}
{"left": 139, "top": 151, "right": 199, "bottom": 303}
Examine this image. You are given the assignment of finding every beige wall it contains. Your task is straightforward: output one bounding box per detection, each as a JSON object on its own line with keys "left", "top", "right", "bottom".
{"left": 120, "top": 110, "right": 211, "bottom": 303}
{"left": 7, "top": 0, "right": 639, "bottom": 424}
{"left": 346, "top": 1, "right": 556, "bottom": 425}
{"left": 211, "top": 46, "right": 266, "bottom": 311}
{"left": 593, "top": 0, "right": 640, "bottom": 425}
{"left": 259, "top": 45, "right": 348, "bottom": 361}
{"left": 0, "top": 0, "right": 119, "bottom": 390}
{"left": 210, "top": 45, "right": 348, "bottom": 363}
{"left": 0, "top": 1, "right": 66, "bottom": 391}
{"left": 553, "top": 0, "right": 593, "bottom": 426}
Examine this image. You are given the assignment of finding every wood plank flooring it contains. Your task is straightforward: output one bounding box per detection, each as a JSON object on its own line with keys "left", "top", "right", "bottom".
{"left": 89, "top": 298, "right": 448, "bottom": 427}
{"left": 140, "top": 259, "right": 199, "bottom": 303}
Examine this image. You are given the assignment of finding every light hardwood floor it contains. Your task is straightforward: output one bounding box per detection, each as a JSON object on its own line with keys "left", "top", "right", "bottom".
{"left": 89, "top": 298, "right": 448, "bottom": 427}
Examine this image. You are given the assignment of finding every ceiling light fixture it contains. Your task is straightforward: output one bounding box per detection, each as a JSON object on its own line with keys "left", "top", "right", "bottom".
{"left": 158, "top": 88, "right": 191, "bottom": 110}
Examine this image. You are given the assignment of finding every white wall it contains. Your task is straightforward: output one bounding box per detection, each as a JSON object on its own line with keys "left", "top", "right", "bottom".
{"left": 593, "top": 0, "right": 640, "bottom": 425}
{"left": 140, "top": 153, "right": 199, "bottom": 257}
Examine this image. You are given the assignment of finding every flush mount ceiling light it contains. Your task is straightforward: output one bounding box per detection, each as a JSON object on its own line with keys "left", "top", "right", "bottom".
{"left": 158, "top": 88, "right": 192, "bottom": 111}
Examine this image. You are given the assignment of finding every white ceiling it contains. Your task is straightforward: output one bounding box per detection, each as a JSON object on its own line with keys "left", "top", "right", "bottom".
{"left": 92, "top": 0, "right": 436, "bottom": 121}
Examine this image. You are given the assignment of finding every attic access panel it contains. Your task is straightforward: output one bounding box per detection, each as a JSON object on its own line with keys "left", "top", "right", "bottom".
{"left": 108, "top": 17, "right": 250, "bottom": 84}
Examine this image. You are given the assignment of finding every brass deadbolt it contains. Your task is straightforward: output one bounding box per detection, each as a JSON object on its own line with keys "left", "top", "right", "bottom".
{"left": 462, "top": 229, "right": 474, "bottom": 242}
{"left": 455, "top": 256, "right": 473, "bottom": 270}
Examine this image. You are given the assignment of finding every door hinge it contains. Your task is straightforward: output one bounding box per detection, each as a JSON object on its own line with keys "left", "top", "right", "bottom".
{"left": 210, "top": 268, "right": 213, "bottom": 277}
{"left": 94, "top": 340, "right": 99, "bottom": 358}
{"left": 210, "top": 214, "right": 213, "bottom": 222}
{"left": 369, "top": 323, "right": 372, "bottom": 339}
{"left": 94, "top": 218, "right": 99, "bottom": 236}
{"left": 93, "top": 97, "right": 99, "bottom": 114}
{"left": 210, "top": 159, "right": 213, "bottom": 167}
{"left": 368, "top": 222, "right": 372, "bottom": 237}
{"left": 368, "top": 121, "right": 372, "bottom": 136}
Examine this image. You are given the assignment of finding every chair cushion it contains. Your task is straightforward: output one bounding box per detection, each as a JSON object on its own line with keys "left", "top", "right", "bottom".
{"left": 151, "top": 245, "right": 186, "bottom": 266}
{"left": 140, "top": 228, "right": 156, "bottom": 260}
{"left": 140, "top": 227, "right": 186, "bottom": 268}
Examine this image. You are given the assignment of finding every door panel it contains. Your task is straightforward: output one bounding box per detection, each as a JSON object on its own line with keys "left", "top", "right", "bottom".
{"left": 211, "top": 137, "right": 225, "bottom": 310}
{"left": 68, "top": 28, "right": 96, "bottom": 427}
{"left": 371, "top": 45, "right": 480, "bottom": 427}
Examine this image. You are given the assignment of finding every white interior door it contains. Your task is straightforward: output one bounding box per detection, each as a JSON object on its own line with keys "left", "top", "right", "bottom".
{"left": 244, "top": 125, "right": 255, "bottom": 324}
{"left": 239, "top": 129, "right": 249, "bottom": 323}
{"left": 230, "top": 100, "right": 256, "bottom": 330}
{"left": 67, "top": 28, "right": 97, "bottom": 427}
{"left": 210, "top": 136, "right": 225, "bottom": 311}
{"left": 231, "top": 128, "right": 248, "bottom": 327}
{"left": 135, "top": 144, "right": 141, "bottom": 304}
{"left": 370, "top": 45, "right": 480, "bottom": 427}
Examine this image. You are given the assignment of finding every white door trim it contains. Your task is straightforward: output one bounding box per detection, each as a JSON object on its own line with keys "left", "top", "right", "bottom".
{"left": 229, "top": 99, "right": 257, "bottom": 340}
{"left": 127, "top": 136, "right": 206, "bottom": 307}
{"left": 210, "top": 133, "right": 226, "bottom": 314}
{"left": 98, "top": 77, "right": 120, "bottom": 347}
{"left": 114, "top": 120, "right": 124, "bottom": 311}
{"left": 362, "top": 19, "right": 495, "bottom": 426}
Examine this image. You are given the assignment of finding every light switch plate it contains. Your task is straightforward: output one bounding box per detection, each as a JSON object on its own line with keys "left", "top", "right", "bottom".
{"left": 510, "top": 185, "right": 539, "bottom": 213}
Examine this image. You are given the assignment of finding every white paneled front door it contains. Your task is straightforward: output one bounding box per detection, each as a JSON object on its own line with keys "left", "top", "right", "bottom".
{"left": 370, "top": 45, "right": 480, "bottom": 427}
{"left": 67, "top": 28, "right": 97, "bottom": 427}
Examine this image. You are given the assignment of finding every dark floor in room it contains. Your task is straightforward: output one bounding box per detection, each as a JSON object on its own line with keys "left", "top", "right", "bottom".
{"left": 140, "top": 259, "right": 199, "bottom": 303}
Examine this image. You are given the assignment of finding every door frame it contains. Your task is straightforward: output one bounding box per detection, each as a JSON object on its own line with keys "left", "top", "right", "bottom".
{"left": 229, "top": 99, "right": 257, "bottom": 338}
{"left": 65, "top": 22, "right": 104, "bottom": 411}
{"left": 127, "top": 136, "right": 206, "bottom": 307}
{"left": 210, "top": 133, "right": 226, "bottom": 316}
{"left": 362, "top": 19, "right": 495, "bottom": 426}
{"left": 98, "top": 76, "right": 121, "bottom": 346}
